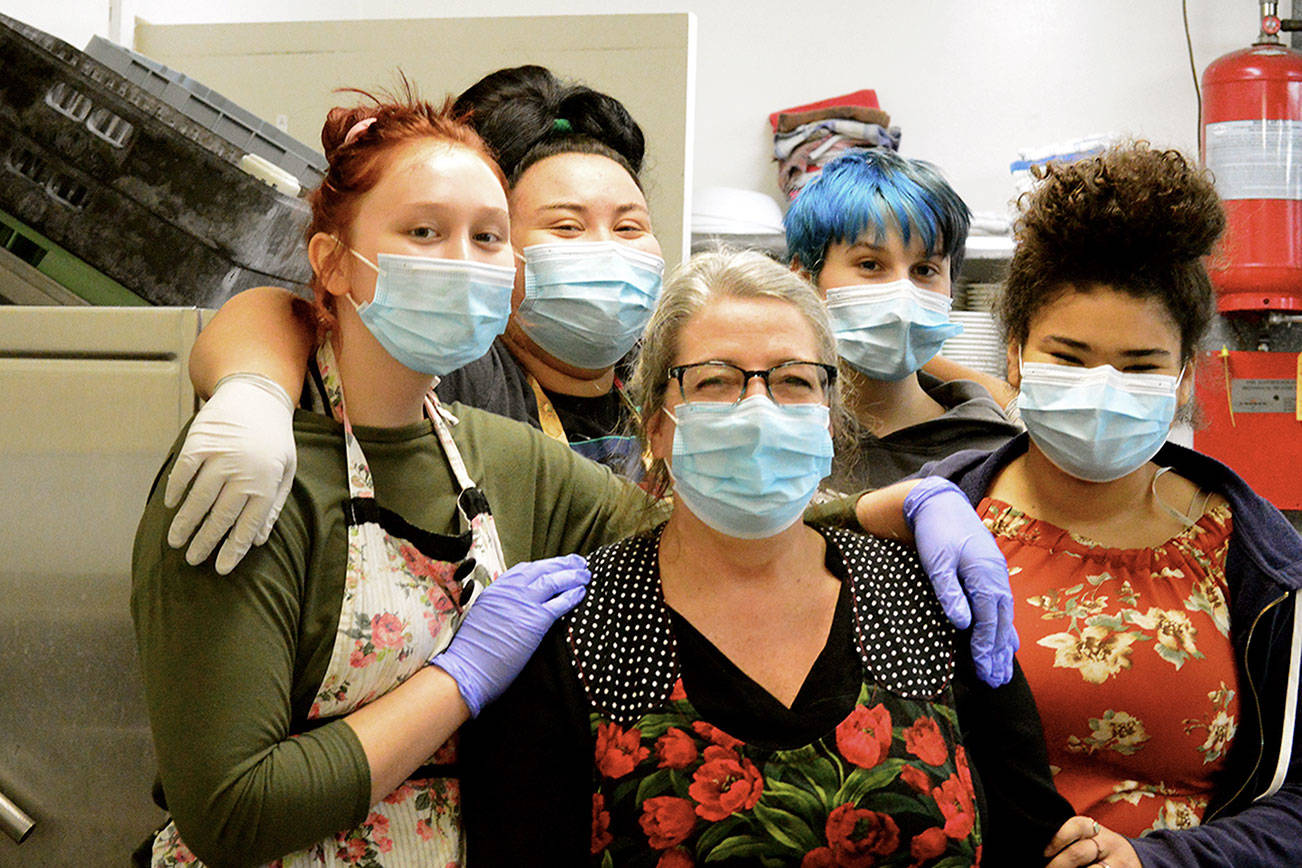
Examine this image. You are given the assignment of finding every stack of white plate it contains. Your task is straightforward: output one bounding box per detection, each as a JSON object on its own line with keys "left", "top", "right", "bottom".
{"left": 958, "top": 282, "right": 1001, "bottom": 312}
{"left": 690, "top": 186, "right": 787, "bottom": 257}
{"left": 943, "top": 311, "right": 1006, "bottom": 378}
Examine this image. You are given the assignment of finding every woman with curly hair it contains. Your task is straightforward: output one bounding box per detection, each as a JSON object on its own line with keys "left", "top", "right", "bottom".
{"left": 924, "top": 143, "right": 1302, "bottom": 867}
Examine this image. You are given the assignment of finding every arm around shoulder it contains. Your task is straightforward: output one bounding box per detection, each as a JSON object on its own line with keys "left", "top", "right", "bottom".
{"left": 457, "top": 407, "right": 660, "bottom": 563}
{"left": 923, "top": 355, "right": 1018, "bottom": 412}
{"left": 191, "top": 285, "right": 315, "bottom": 400}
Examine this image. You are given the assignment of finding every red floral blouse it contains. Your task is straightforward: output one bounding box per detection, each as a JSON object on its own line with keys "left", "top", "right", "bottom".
{"left": 979, "top": 498, "right": 1238, "bottom": 837}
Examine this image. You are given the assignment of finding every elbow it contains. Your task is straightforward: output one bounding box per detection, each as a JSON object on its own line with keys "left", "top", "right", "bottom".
{"left": 164, "top": 788, "right": 299, "bottom": 868}
{"left": 168, "top": 816, "right": 272, "bottom": 868}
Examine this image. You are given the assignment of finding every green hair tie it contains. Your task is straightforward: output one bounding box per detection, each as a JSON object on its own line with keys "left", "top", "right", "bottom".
{"left": 552, "top": 118, "right": 572, "bottom": 132}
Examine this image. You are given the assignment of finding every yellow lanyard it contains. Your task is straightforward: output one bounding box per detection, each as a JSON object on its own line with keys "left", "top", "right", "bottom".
{"left": 526, "top": 375, "right": 650, "bottom": 470}
{"left": 527, "top": 374, "right": 570, "bottom": 445}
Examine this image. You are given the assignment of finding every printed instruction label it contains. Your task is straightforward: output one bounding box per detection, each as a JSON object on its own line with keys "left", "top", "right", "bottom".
{"left": 1230, "top": 378, "right": 1298, "bottom": 413}
{"left": 1205, "top": 120, "right": 1302, "bottom": 200}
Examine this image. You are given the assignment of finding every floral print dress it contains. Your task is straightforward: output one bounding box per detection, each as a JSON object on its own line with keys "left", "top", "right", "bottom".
{"left": 573, "top": 526, "right": 982, "bottom": 867}
{"left": 152, "top": 343, "right": 506, "bottom": 867}
{"left": 979, "top": 497, "right": 1238, "bottom": 837}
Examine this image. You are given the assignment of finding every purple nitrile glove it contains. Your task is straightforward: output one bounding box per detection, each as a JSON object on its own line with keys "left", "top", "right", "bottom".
{"left": 431, "top": 554, "right": 590, "bottom": 717}
{"left": 904, "top": 476, "right": 1019, "bottom": 688}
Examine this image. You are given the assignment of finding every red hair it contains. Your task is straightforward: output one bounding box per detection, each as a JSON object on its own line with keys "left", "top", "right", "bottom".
{"left": 305, "top": 80, "right": 508, "bottom": 332}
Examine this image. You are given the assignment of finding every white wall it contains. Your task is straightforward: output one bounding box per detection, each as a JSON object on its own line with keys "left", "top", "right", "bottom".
{"left": 0, "top": 0, "right": 1260, "bottom": 217}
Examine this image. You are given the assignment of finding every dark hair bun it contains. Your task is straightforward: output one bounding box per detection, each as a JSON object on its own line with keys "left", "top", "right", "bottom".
{"left": 455, "top": 65, "right": 644, "bottom": 179}
{"left": 1018, "top": 144, "right": 1225, "bottom": 274}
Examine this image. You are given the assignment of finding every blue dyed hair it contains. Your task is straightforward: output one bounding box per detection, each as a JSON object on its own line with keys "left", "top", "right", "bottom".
{"left": 783, "top": 149, "right": 971, "bottom": 281}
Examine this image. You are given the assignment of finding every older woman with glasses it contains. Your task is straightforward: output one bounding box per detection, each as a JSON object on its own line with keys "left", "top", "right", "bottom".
{"left": 460, "top": 247, "right": 1072, "bottom": 867}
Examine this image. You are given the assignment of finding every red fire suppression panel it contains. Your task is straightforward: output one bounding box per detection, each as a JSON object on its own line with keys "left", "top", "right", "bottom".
{"left": 1193, "top": 349, "right": 1302, "bottom": 510}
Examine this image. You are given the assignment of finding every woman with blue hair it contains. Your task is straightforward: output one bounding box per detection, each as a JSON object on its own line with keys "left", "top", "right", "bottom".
{"left": 784, "top": 148, "right": 1020, "bottom": 490}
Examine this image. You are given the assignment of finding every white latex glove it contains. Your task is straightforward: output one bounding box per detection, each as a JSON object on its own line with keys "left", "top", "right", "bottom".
{"left": 164, "top": 372, "right": 296, "bottom": 574}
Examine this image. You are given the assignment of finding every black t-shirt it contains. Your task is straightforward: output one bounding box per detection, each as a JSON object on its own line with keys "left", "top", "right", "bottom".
{"left": 827, "top": 373, "right": 1021, "bottom": 491}
{"left": 434, "top": 338, "right": 640, "bottom": 477}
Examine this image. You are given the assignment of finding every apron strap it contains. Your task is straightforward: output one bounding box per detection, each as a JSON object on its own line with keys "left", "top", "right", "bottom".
{"left": 315, "top": 342, "right": 375, "bottom": 499}
{"left": 424, "top": 391, "right": 480, "bottom": 493}
{"left": 343, "top": 497, "right": 474, "bottom": 564}
{"left": 424, "top": 391, "right": 509, "bottom": 580}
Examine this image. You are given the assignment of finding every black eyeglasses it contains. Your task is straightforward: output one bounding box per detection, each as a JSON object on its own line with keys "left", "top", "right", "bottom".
{"left": 667, "top": 361, "right": 837, "bottom": 406}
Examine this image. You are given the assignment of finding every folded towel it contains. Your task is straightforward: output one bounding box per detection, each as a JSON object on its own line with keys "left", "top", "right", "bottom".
{"left": 776, "top": 104, "right": 891, "bottom": 133}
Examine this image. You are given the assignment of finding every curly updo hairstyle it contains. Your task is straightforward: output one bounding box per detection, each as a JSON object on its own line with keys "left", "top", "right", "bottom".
{"left": 453, "top": 65, "right": 645, "bottom": 187}
{"left": 998, "top": 143, "right": 1226, "bottom": 364}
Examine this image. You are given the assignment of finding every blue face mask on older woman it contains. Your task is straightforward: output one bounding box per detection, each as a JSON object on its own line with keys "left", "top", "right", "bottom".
{"left": 667, "top": 395, "right": 834, "bottom": 539}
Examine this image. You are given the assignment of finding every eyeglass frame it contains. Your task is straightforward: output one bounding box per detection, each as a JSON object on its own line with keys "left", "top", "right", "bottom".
{"left": 665, "top": 360, "right": 838, "bottom": 407}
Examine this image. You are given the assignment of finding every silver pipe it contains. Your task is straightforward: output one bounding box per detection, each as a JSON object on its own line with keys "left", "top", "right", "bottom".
{"left": 0, "top": 787, "right": 34, "bottom": 844}
{"left": 1263, "top": 1, "right": 1283, "bottom": 43}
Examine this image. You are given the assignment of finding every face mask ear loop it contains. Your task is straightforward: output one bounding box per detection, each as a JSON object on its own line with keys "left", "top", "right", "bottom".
{"left": 1151, "top": 465, "right": 1201, "bottom": 528}
{"left": 330, "top": 236, "right": 380, "bottom": 311}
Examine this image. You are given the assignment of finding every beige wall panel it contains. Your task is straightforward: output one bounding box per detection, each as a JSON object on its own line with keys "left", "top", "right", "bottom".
{"left": 135, "top": 13, "right": 694, "bottom": 267}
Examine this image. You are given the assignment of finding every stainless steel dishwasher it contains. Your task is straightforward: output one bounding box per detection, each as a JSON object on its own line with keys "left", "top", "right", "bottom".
{"left": 0, "top": 303, "right": 201, "bottom": 865}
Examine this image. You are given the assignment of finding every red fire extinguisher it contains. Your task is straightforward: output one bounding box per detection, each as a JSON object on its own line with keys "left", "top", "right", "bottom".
{"left": 1201, "top": 1, "right": 1302, "bottom": 312}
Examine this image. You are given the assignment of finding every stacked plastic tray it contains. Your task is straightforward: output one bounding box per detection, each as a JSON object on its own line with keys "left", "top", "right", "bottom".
{"left": 0, "top": 14, "right": 312, "bottom": 306}
{"left": 85, "top": 36, "right": 326, "bottom": 193}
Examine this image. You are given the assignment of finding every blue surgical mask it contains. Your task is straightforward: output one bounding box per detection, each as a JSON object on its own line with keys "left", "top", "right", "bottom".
{"left": 667, "top": 395, "right": 833, "bottom": 539}
{"left": 1018, "top": 358, "right": 1182, "bottom": 483}
{"left": 517, "top": 242, "right": 665, "bottom": 369}
{"left": 348, "top": 250, "right": 515, "bottom": 376}
{"left": 824, "top": 280, "right": 963, "bottom": 380}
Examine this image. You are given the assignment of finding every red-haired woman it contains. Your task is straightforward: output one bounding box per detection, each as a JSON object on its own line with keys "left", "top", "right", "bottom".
{"left": 131, "top": 89, "right": 645, "bottom": 866}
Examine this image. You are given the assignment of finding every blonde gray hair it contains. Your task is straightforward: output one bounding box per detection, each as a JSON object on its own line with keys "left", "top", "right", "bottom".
{"left": 629, "top": 246, "right": 845, "bottom": 497}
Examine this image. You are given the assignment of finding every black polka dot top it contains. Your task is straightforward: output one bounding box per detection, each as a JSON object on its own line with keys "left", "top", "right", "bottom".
{"left": 567, "top": 524, "right": 957, "bottom": 725}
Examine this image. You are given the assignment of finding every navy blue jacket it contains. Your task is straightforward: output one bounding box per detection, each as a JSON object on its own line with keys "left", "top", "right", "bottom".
{"left": 925, "top": 435, "right": 1302, "bottom": 867}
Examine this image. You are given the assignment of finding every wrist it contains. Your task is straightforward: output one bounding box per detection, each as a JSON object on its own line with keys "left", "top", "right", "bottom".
{"left": 421, "top": 662, "right": 473, "bottom": 721}
{"left": 902, "top": 476, "right": 967, "bottom": 532}
{"left": 212, "top": 371, "right": 295, "bottom": 411}
{"left": 428, "top": 655, "right": 482, "bottom": 718}
{"left": 855, "top": 480, "right": 920, "bottom": 541}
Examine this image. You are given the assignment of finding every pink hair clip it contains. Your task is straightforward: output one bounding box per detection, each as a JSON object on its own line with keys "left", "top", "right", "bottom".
{"left": 343, "top": 116, "right": 377, "bottom": 146}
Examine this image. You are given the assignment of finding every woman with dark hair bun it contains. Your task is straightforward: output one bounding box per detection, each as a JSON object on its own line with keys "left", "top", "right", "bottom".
{"left": 167, "top": 65, "right": 665, "bottom": 570}
{"left": 923, "top": 143, "right": 1302, "bottom": 868}
{"left": 437, "top": 64, "right": 662, "bottom": 476}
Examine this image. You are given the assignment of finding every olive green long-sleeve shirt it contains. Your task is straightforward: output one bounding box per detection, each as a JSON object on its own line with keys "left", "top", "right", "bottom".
{"left": 131, "top": 403, "right": 656, "bottom": 866}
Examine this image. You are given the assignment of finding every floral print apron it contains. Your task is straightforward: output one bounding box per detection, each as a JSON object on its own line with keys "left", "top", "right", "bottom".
{"left": 152, "top": 342, "right": 507, "bottom": 867}
{"left": 574, "top": 528, "right": 982, "bottom": 867}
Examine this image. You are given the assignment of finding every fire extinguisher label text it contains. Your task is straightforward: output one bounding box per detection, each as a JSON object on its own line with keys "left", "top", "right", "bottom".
{"left": 1205, "top": 120, "right": 1302, "bottom": 200}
